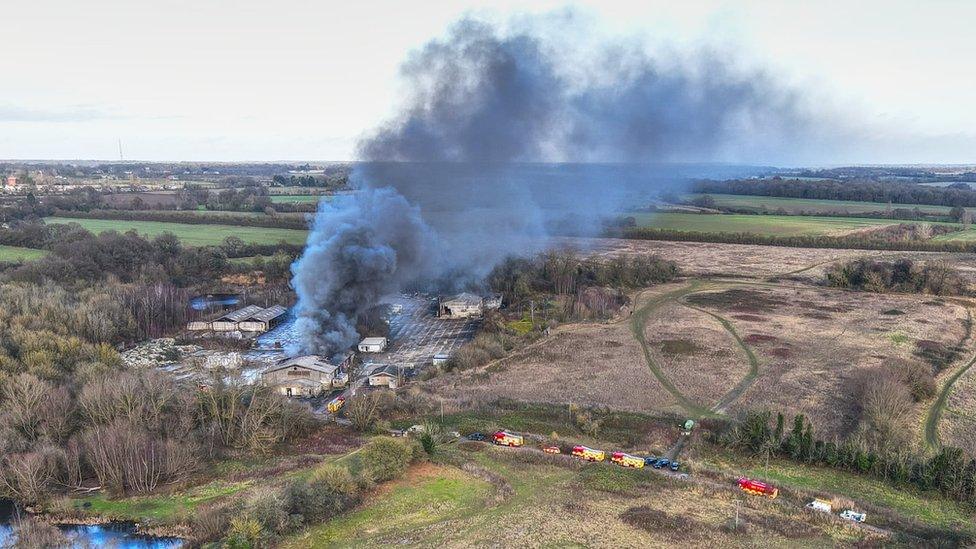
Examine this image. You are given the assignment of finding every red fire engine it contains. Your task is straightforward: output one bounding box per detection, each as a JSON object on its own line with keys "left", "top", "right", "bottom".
{"left": 737, "top": 477, "right": 779, "bottom": 499}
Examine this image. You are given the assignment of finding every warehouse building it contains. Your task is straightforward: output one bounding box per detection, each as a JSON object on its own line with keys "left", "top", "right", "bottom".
{"left": 438, "top": 292, "right": 484, "bottom": 319}
{"left": 211, "top": 305, "right": 264, "bottom": 331}
{"left": 261, "top": 355, "right": 343, "bottom": 397}
{"left": 238, "top": 305, "right": 288, "bottom": 333}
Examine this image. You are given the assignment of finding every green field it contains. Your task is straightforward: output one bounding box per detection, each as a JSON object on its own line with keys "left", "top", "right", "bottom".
{"left": 0, "top": 245, "right": 47, "bottom": 262}
{"left": 706, "top": 453, "right": 975, "bottom": 533}
{"left": 44, "top": 217, "right": 309, "bottom": 246}
{"left": 631, "top": 212, "right": 905, "bottom": 237}
{"left": 932, "top": 229, "right": 976, "bottom": 242}
{"left": 270, "top": 194, "right": 324, "bottom": 204}
{"left": 687, "top": 194, "right": 954, "bottom": 216}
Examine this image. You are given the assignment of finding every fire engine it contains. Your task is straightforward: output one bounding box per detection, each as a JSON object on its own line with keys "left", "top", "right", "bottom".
{"left": 492, "top": 430, "right": 524, "bottom": 447}
{"left": 327, "top": 396, "right": 345, "bottom": 413}
{"left": 571, "top": 445, "right": 606, "bottom": 462}
{"left": 737, "top": 477, "right": 778, "bottom": 499}
{"left": 610, "top": 452, "right": 645, "bottom": 469}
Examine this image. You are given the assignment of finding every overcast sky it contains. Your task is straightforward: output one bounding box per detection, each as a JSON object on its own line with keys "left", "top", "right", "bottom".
{"left": 2, "top": 0, "right": 974, "bottom": 164}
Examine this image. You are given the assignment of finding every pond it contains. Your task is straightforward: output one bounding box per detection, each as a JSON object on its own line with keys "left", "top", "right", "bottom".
{"left": 0, "top": 501, "right": 184, "bottom": 548}
{"left": 189, "top": 293, "right": 241, "bottom": 311}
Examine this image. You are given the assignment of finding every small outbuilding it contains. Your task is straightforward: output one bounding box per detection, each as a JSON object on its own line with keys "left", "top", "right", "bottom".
{"left": 367, "top": 364, "right": 401, "bottom": 389}
{"left": 438, "top": 292, "right": 484, "bottom": 319}
{"left": 358, "top": 336, "right": 388, "bottom": 353}
{"left": 432, "top": 353, "right": 450, "bottom": 367}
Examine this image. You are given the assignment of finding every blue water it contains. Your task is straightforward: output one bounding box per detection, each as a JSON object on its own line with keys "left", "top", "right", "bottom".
{"left": 0, "top": 501, "right": 184, "bottom": 548}
{"left": 0, "top": 522, "right": 184, "bottom": 548}
{"left": 189, "top": 293, "right": 240, "bottom": 311}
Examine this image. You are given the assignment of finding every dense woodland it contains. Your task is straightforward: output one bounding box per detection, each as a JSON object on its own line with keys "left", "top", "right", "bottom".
{"left": 693, "top": 178, "right": 976, "bottom": 208}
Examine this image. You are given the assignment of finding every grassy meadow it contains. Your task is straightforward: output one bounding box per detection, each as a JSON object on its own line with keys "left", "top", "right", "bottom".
{"left": 687, "top": 194, "right": 955, "bottom": 216}
{"left": 44, "top": 216, "right": 309, "bottom": 246}
{"left": 630, "top": 212, "right": 903, "bottom": 237}
{"left": 270, "top": 194, "right": 324, "bottom": 204}
{"left": 0, "top": 245, "right": 48, "bottom": 262}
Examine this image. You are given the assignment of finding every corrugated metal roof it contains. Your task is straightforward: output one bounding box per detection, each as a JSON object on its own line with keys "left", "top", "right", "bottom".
{"left": 263, "top": 355, "right": 337, "bottom": 375}
{"left": 442, "top": 292, "right": 482, "bottom": 305}
{"left": 216, "top": 305, "right": 264, "bottom": 322}
{"left": 245, "top": 305, "right": 288, "bottom": 323}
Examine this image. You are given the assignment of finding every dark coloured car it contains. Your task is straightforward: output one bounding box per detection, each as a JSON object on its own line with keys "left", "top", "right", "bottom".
{"left": 642, "top": 456, "right": 658, "bottom": 466}
{"left": 656, "top": 459, "right": 671, "bottom": 469}
{"left": 467, "top": 432, "right": 486, "bottom": 442}
{"left": 670, "top": 461, "right": 680, "bottom": 471}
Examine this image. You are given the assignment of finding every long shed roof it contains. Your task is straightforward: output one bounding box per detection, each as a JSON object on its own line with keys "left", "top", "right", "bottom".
{"left": 216, "top": 305, "right": 264, "bottom": 322}
{"left": 245, "top": 305, "right": 288, "bottom": 322}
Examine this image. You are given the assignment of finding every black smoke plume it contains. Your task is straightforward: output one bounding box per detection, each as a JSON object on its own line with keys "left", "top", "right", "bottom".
{"left": 291, "top": 13, "right": 824, "bottom": 358}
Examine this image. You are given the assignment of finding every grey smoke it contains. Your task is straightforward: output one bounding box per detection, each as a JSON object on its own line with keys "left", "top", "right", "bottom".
{"left": 291, "top": 14, "right": 826, "bottom": 357}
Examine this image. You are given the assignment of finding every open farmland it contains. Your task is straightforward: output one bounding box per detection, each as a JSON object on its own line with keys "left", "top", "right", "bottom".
{"left": 0, "top": 245, "right": 47, "bottom": 262}
{"left": 629, "top": 212, "right": 907, "bottom": 236}
{"left": 43, "top": 216, "right": 309, "bottom": 246}
{"left": 685, "top": 193, "right": 955, "bottom": 216}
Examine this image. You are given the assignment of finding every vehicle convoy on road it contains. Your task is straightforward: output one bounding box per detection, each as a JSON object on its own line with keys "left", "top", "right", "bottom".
{"left": 737, "top": 477, "right": 779, "bottom": 499}
{"left": 479, "top": 427, "right": 881, "bottom": 533}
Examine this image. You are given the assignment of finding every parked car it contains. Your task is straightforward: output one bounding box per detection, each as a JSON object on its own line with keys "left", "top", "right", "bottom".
{"left": 669, "top": 461, "right": 680, "bottom": 472}
{"left": 467, "top": 432, "right": 486, "bottom": 442}
{"left": 652, "top": 458, "right": 669, "bottom": 469}
{"left": 642, "top": 455, "right": 658, "bottom": 466}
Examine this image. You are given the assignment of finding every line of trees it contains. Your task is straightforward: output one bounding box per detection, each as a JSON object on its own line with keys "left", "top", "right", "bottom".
{"left": 693, "top": 178, "right": 976, "bottom": 208}
{"left": 617, "top": 226, "right": 976, "bottom": 253}
{"left": 720, "top": 411, "right": 976, "bottom": 506}
{"left": 488, "top": 251, "right": 679, "bottom": 309}
{"left": 51, "top": 208, "right": 309, "bottom": 230}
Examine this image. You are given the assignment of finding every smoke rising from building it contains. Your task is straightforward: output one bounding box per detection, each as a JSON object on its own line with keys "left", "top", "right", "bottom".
{"left": 291, "top": 13, "right": 829, "bottom": 357}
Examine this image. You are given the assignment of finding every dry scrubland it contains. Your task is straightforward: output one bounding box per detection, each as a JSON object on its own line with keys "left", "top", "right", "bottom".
{"left": 427, "top": 316, "right": 680, "bottom": 414}
{"left": 684, "top": 284, "right": 970, "bottom": 435}
{"left": 430, "top": 238, "right": 976, "bottom": 451}
{"left": 556, "top": 237, "right": 976, "bottom": 283}
{"left": 944, "top": 365, "right": 976, "bottom": 452}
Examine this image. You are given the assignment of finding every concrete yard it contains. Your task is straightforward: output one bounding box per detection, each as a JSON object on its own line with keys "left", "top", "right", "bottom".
{"left": 363, "top": 294, "right": 480, "bottom": 369}
{"left": 252, "top": 293, "right": 479, "bottom": 370}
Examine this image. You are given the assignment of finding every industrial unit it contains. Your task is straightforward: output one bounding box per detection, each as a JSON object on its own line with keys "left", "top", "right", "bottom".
{"left": 358, "top": 336, "right": 388, "bottom": 353}
{"left": 261, "top": 354, "right": 349, "bottom": 397}
{"left": 187, "top": 304, "right": 288, "bottom": 335}
{"left": 438, "top": 292, "right": 484, "bottom": 319}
